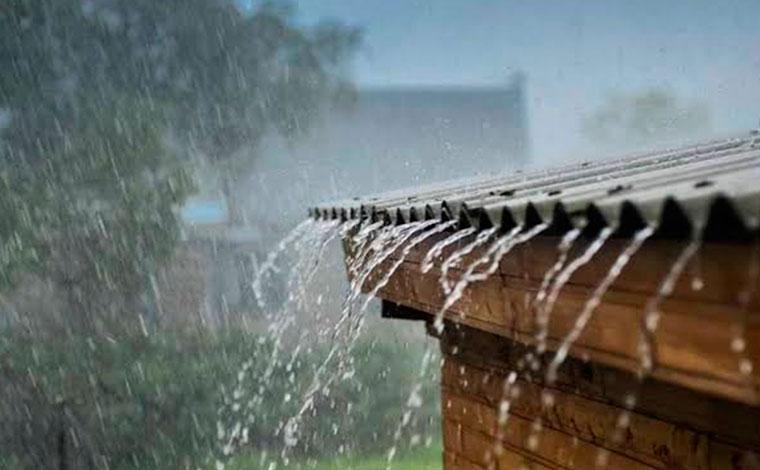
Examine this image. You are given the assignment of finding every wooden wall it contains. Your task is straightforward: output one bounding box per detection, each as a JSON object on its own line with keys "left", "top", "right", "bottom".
{"left": 438, "top": 322, "right": 760, "bottom": 469}
{"left": 367, "top": 235, "right": 760, "bottom": 405}
{"left": 350, "top": 229, "right": 760, "bottom": 468}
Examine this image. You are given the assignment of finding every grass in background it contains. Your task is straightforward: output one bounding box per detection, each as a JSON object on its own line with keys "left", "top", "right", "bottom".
{"left": 313, "top": 445, "right": 442, "bottom": 470}
{"left": 1, "top": 325, "right": 441, "bottom": 469}
{"left": 227, "top": 443, "right": 442, "bottom": 470}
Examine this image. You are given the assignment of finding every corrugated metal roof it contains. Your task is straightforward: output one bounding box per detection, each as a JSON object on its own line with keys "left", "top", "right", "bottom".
{"left": 311, "top": 131, "right": 760, "bottom": 241}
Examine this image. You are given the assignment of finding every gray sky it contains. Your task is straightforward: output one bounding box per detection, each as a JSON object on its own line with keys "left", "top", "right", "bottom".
{"left": 294, "top": 0, "right": 760, "bottom": 162}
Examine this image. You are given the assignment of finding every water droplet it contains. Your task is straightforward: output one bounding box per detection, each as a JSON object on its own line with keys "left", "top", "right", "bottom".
{"left": 645, "top": 311, "right": 660, "bottom": 331}
{"left": 494, "top": 442, "right": 504, "bottom": 455}
{"left": 596, "top": 449, "right": 610, "bottom": 468}
{"left": 624, "top": 393, "right": 637, "bottom": 409}
{"left": 541, "top": 391, "right": 555, "bottom": 408}
{"left": 510, "top": 385, "right": 521, "bottom": 400}
{"left": 616, "top": 411, "right": 630, "bottom": 428}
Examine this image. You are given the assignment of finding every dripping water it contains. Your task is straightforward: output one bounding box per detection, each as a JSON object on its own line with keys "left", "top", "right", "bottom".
{"left": 435, "top": 226, "right": 514, "bottom": 328}
{"left": 598, "top": 235, "right": 701, "bottom": 468}
{"left": 282, "top": 219, "right": 448, "bottom": 455}
{"left": 435, "top": 224, "right": 549, "bottom": 332}
{"left": 387, "top": 223, "right": 548, "bottom": 469}
{"left": 528, "top": 226, "right": 653, "bottom": 454}
{"left": 439, "top": 227, "right": 499, "bottom": 295}
{"left": 547, "top": 226, "right": 654, "bottom": 383}
{"left": 637, "top": 237, "right": 701, "bottom": 377}
{"left": 281, "top": 221, "right": 408, "bottom": 443}
{"left": 535, "top": 227, "right": 614, "bottom": 356}
{"left": 534, "top": 228, "right": 583, "bottom": 310}
{"left": 349, "top": 219, "right": 458, "bottom": 336}
{"left": 487, "top": 227, "right": 582, "bottom": 461}
{"left": 421, "top": 227, "right": 477, "bottom": 274}
{"left": 219, "top": 219, "right": 340, "bottom": 462}
{"left": 252, "top": 219, "right": 314, "bottom": 309}
{"left": 733, "top": 242, "right": 760, "bottom": 378}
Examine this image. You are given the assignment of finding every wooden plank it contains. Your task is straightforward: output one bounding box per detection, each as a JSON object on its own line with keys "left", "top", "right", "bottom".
{"left": 440, "top": 324, "right": 760, "bottom": 454}
{"left": 346, "top": 229, "right": 760, "bottom": 465}
{"left": 490, "top": 448, "right": 557, "bottom": 470}
{"left": 443, "top": 418, "right": 463, "bottom": 454}
{"left": 363, "top": 249, "right": 760, "bottom": 404}
{"left": 438, "top": 325, "right": 760, "bottom": 469}
{"left": 397, "top": 235, "right": 760, "bottom": 309}
{"left": 443, "top": 449, "right": 488, "bottom": 470}
{"left": 446, "top": 390, "right": 656, "bottom": 469}
{"left": 444, "top": 361, "right": 710, "bottom": 468}
{"left": 459, "top": 425, "right": 557, "bottom": 470}
{"left": 386, "top": 294, "right": 760, "bottom": 405}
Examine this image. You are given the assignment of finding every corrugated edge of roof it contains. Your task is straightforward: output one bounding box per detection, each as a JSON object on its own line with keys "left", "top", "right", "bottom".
{"left": 310, "top": 131, "right": 760, "bottom": 241}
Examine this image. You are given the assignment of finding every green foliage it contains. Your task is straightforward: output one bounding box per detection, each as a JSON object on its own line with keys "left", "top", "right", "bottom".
{"left": 307, "top": 444, "right": 442, "bottom": 470}
{"left": 340, "top": 340, "right": 440, "bottom": 456}
{"left": 0, "top": 329, "right": 439, "bottom": 470}
{"left": 0, "top": 0, "right": 359, "bottom": 315}
{"left": 583, "top": 88, "right": 712, "bottom": 148}
{"left": 214, "top": 335, "right": 440, "bottom": 467}
{"left": 226, "top": 444, "right": 443, "bottom": 470}
{"left": 0, "top": 329, "right": 230, "bottom": 469}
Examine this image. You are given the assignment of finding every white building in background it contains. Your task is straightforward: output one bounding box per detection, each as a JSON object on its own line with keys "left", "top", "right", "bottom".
{"left": 175, "top": 76, "right": 531, "bottom": 319}
{"left": 247, "top": 75, "right": 531, "bottom": 233}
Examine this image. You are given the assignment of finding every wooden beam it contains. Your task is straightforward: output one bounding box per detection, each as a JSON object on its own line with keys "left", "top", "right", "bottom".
{"left": 381, "top": 299, "right": 431, "bottom": 321}
{"left": 349, "top": 232, "right": 760, "bottom": 405}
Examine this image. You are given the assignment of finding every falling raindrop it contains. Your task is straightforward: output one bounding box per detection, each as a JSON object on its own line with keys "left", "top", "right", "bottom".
{"left": 546, "top": 226, "right": 654, "bottom": 384}
{"left": 535, "top": 227, "right": 614, "bottom": 355}
{"left": 637, "top": 238, "right": 701, "bottom": 377}
{"left": 422, "top": 227, "right": 476, "bottom": 273}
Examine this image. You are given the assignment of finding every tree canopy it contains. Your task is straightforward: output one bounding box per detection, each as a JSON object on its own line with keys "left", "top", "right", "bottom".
{"left": 0, "top": 0, "right": 359, "bottom": 325}
{"left": 583, "top": 88, "right": 711, "bottom": 150}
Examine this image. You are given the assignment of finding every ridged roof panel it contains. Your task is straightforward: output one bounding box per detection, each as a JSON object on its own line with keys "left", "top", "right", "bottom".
{"left": 312, "top": 132, "right": 760, "bottom": 240}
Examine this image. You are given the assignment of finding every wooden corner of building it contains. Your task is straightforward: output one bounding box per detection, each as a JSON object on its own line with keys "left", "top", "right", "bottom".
{"left": 352, "top": 232, "right": 760, "bottom": 469}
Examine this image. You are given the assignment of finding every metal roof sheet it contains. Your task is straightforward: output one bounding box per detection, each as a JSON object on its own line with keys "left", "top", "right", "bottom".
{"left": 311, "top": 131, "right": 760, "bottom": 241}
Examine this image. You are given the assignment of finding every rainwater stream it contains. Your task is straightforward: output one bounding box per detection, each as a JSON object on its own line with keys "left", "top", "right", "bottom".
{"left": 218, "top": 216, "right": 755, "bottom": 469}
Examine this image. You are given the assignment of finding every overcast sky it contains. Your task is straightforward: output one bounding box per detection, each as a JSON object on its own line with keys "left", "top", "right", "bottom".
{"left": 293, "top": 0, "right": 760, "bottom": 162}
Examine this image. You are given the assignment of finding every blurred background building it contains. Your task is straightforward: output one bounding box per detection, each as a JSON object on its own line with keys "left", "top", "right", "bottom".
{"left": 175, "top": 74, "right": 530, "bottom": 321}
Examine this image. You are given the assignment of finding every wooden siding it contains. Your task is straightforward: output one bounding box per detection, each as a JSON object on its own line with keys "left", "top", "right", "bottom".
{"left": 360, "top": 234, "right": 760, "bottom": 405}
{"left": 438, "top": 323, "right": 760, "bottom": 469}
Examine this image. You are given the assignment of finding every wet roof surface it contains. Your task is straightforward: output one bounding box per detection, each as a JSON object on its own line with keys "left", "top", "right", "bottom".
{"left": 312, "top": 132, "right": 760, "bottom": 241}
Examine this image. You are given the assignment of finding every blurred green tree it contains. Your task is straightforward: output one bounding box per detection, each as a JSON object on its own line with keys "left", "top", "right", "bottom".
{"left": 0, "top": 0, "right": 359, "bottom": 329}
{"left": 583, "top": 88, "right": 711, "bottom": 150}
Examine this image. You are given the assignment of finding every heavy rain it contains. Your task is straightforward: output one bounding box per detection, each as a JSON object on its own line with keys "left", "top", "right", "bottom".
{"left": 2, "top": 1, "right": 760, "bottom": 469}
